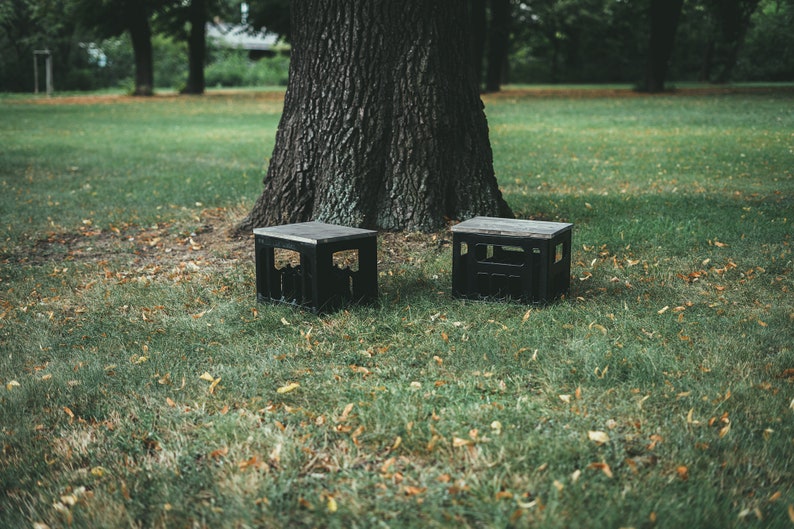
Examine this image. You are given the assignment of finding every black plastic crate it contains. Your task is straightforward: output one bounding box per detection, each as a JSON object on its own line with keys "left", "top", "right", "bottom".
{"left": 451, "top": 217, "right": 573, "bottom": 303}
{"left": 254, "top": 222, "right": 378, "bottom": 313}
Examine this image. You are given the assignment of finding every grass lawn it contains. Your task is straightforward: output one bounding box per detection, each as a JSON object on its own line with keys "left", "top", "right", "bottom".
{"left": 1, "top": 86, "right": 792, "bottom": 528}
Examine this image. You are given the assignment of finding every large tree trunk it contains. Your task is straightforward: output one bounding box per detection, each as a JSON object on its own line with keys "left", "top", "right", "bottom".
{"left": 182, "top": 0, "right": 206, "bottom": 95}
{"left": 128, "top": 5, "right": 154, "bottom": 97}
{"left": 239, "top": 0, "right": 512, "bottom": 233}
{"left": 641, "top": 0, "right": 684, "bottom": 92}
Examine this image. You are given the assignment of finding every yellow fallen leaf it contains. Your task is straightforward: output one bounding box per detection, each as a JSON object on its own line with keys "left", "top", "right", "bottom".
{"left": 199, "top": 372, "right": 214, "bottom": 382}
{"left": 6, "top": 380, "right": 20, "bottom": 390}
{"left": 277, "top": 382, "right": 300, "bottom": 394}
{"left": 326, "top": 496, "right": 338, "bottom": 513}
{"left": 208, "top": 377, "right": 221, "bottom": 394}
{"left": 522, "top": 309, "right": 532, "bottom": 323}
{"left": 588, "top": 431, "right": 610, "bottom": 445}
{"left": 588, "top": 322, "right": 607, "bottom": 335}
{"left": 719, "top": 422, "right": 731, "bottom": 438}
{"left": 453, "top": 437, "right": 473, "bottom": 447}
{"left": 787, "top": 504, "right": 794, "bottom": 522}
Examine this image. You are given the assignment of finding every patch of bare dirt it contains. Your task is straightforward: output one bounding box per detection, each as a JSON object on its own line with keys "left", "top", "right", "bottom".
{"left": 8, "top": 208, "right": 453, "bottom": 276}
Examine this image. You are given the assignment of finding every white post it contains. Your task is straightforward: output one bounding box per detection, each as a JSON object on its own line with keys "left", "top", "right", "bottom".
{"left": 33, "top": 53, "right": 39, "bottom": 94}
{"left": 45, "top": 52, "right": 53, "bottom": 96}
{"left": 33, "top": 50, "right": 53, "bottom": 96}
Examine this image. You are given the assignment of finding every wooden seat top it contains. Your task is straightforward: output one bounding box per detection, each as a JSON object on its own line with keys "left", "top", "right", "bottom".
{"left": 451, "top": 216, "right": 572, "bottom": 239}
{"left": 253, "top": 221, "right": 376, "bottom": 245}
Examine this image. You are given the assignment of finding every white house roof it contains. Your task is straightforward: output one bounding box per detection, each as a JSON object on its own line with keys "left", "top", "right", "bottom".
{"left": 206, "top": 22, "right": 286, "bottom": 51}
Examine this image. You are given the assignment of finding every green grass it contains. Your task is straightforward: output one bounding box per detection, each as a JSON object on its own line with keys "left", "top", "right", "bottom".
{"left": 1, "top": 87, "right": 793, "bottom": 528}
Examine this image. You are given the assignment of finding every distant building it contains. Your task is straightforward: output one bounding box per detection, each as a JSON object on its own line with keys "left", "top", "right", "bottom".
{"left": 206, "top": 22, "right": 289, "bottom": 59}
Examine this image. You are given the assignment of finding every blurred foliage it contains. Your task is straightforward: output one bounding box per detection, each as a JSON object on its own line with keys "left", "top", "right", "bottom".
{"left": 1, "top": 0, "right": 792, "bottom": 93}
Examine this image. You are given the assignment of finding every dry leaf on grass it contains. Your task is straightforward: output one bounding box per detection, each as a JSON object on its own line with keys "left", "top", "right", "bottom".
{"left": 588, "top": 431, "right": 610, "bottom": 445}
{"left": 277, "top": 382, "right": 300, "bottom": 394}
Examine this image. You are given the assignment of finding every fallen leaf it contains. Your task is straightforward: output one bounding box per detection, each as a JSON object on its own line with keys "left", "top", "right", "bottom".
{"left": 338, "top": 403, "right": 354, "bottom": 422}
{"left": 719, "top": 422, "right": 731, "bottom": 438}
{"left": 677, "top": 465, "right": 689, "bottom": 480}
{"left": 403, "top": 486, "right": 426, "bottom": 496}
{"left": 453, "top": 437, "right": 473, "bottom": 447}
{"left": 199, "top": 372, "right": 215, "bottom": 382}
{"left": 326, "top": 496, "right": 338, "bottom": 513}
{"left": 210, "top": 447, "right": 229, "bottom": 459}
{"left": 277, "top": 382, "right": 300, "bottom": 394}
{"left": 208, "top": 377, "right": 221, "bottom": 394}
{"left": 522, "top": 309, "right": 532, "bottom": 323}
{"left": 588, "top": 431, "right": 610, "bottom": 445}
{"left": 6, "top": 380, "right": 20, "bottom": 390}
{"left": 587, "top": 462, "right": 613, "bottom": 478}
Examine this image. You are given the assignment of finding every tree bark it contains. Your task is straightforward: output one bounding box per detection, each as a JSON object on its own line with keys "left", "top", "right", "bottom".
{"left": 182, "top": 0, "right": 206, "bottom": 95}
{"left": 641, "top": 0, "right": 684, "bottom": 92}
{"left": 128, "top": 5, "right": 154, "bottom": 97}
{"left": 239, "top": 0, "right": 512, "bottom": 233}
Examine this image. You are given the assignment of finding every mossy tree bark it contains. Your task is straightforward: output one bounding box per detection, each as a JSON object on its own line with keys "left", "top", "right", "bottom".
{"left": 239, "top": 0, "right": 512, "bottom": 233}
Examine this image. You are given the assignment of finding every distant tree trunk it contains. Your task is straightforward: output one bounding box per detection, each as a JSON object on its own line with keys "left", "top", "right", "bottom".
{"left": 239, "top": 0, "right": 512, "bottom": 233}
{"left": 128, "top": 5, "right": 154, "bottom": 96}
{"left": 484, "top": 0, "right": 510, "bottom": 92}
{"left": 641, "top": 0, "right": 684, "bottom": 92}
{"left": 182, "top": 0, "right": 206, "bottom": 94}
{"left": 470, "top": 0, "right": 487, "bottom": 90}
{"left": 712, "top": 0, "right": 761, "bottom": 83}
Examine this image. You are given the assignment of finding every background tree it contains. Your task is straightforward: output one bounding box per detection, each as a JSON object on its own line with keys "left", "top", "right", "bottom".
{"left": 239, "top": 0, "right": 512, "bottom": 233}
{"left": 72, "top": 0, "right": 158, "bottom": 95}
{"left": 484, "top": 0, "right": 511, "bottom": 92}
{"left": 736, "top": 0, "right": 794, "bottom": 80}
{"left": 157, "top": 0, "right": 237, "bottom": 94}
{"left": 469, "top": 0, "right": 487, "bottom": 89}
{"left": 640, "top": 0, "right": 684, "bottom": 92}
{"left": 699, "top": 0, "right": 761, "bottom": 82}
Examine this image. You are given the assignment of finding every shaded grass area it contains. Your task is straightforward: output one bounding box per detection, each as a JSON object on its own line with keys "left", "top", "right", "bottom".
{"left": 1, "top": 88, "right": 793, "bottom": 528}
